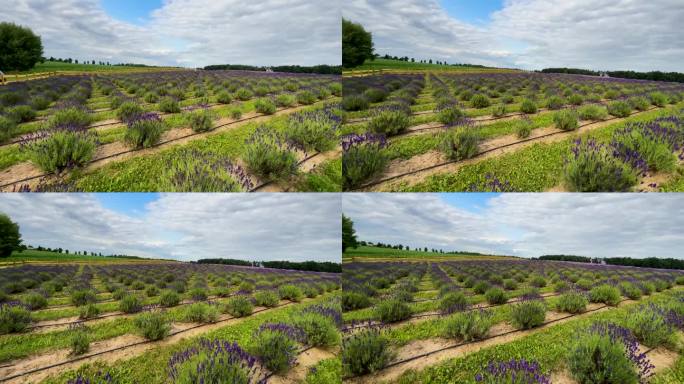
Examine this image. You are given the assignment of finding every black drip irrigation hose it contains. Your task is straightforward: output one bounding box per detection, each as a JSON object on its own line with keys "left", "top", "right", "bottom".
{"left": 0, "top": 100, "right": 333, "bottom": 190}
{"left": 343, "top": 292, "right": 563, "bottom": 332}
{"left": 0, "top": 300, "right": 299, "bottom": 382}
{"left": 351, "top": 106, "right": 661, "bottom": 191}
{"left": 345, "top": 299, "right": 630, "bottom": 380}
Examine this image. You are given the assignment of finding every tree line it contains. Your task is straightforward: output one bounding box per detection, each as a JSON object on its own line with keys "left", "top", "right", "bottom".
{"left": 539, "top": 255, "right": 684, "bottom": 270}
{"left": 196, "top": 258, "right": 341, "bottom": 273}
{"left": 203, "top": 64, "right": 341, "bottom": 75}
{"left": 541, "top": 67, "right": 684, "bottom": 83}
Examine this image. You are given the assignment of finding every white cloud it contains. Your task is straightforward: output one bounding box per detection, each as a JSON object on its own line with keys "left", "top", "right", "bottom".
{"left": 1, "top": 0, "right": 340, "bottom": 67}
{"left": 0, "top": 193, "right": 341, "bottom": 262}
{"left": 343, "top": 0, "right": 684, "bottom": 71}
{"left": 343, "top": 193, "right": 684, "bottom": 259}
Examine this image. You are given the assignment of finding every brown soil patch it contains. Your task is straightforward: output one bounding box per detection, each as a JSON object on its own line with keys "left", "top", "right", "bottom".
{"left": 488, "top": 322, "right": 517, "bottom": 335}
{"left": 393, "top": 339, "right": 453, "bottom": 362}
{"left": 550, "top": 369, "right": 578, "bottom": 384}
{"left": 0, "top": 163, "right": 44, "bottom": 189}
{"left": 269, "top": 347, "right": 338, "bottom": 384}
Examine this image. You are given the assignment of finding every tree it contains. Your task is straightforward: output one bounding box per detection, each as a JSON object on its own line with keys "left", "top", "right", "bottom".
{"left": 342, "top": 214, "right": 359, "bottom": 252}
{"left": 342, "top": 19, "right": 374, "bottom": 68}
{"left": 0, "top": 22, "right": 43, "bottom": 71}
{"left": 0, "top": 213, "right": 22, "bottom": 257}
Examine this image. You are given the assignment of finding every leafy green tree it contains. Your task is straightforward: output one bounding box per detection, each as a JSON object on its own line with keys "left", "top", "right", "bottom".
{"left": 342, "top": 214, "right": 358, "bottom": 252}
{"left": 0, "top": 22, "right": 43, "bottom": 71}
{"left": 342, "top": 19, "right": 374, "bottom": 68}
{"left": 0, "top": 213, "right": 22, "bottom": 257}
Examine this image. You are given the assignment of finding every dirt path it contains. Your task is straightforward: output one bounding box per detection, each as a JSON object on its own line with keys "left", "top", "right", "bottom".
{"left": 269, "top": 347, "right": 339, "bottom": 384}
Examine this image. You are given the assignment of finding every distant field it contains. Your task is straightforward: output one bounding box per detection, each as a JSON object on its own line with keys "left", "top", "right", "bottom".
{"left": 6, "top": 61, "right": 180, "bottom": 76}
{"left": 0, "top": 249, "right": 167, "bottom": 264}
{"left": 343, "top": 245, "right": 511, "bottom": 261}
{"left": 344, "top": 58, "right": 514, "bottom": 73}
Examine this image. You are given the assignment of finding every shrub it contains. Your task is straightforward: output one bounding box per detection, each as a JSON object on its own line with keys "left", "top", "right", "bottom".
{"left": 116, "top": 102, "right": 144, "bottom": 123}
{"left": 297, "top": 90, "right": 317, "bottom": 105}
{"left": 285, "top": 109, "right": 337, "bottom": 152}
{"left": 168, "top": 340, "right": 256, "bottom": 384}
{"left": 491, "top": 103, "right": 507, "bottom": 117}
{"left": 23, "top": 292, "right": 47, "bottom": 310}
{"left": 625, "top": 305, "right": 675, "bottom": 348}
{"left": 186, "top": 108, "right": 214, "bottom": 132}
{"left": 375, "top": 299, "right": 411, "bottom": 323}
{"left": 342, "top": 95, "right": 369, "bottom": 111}
{"left": 78, "top": 304, "right": 101, "bottom": 319}
{"left": 183, "top": 303, "right": 219, "bottom": 323}
{"left": 564, "top": 139, "right": 637, "bottom": 192}
{"left": 146, "top": 286, "right": 159, "bottom": 297}
{"left": 342, "top": 291, "right": 371, "bottom": 311}
{"left": 578, "top": 104, "right": 608, "bottom": 120}
{"left": 47, "top": 107, "right": 92, "bottom": 130}
{"left": 158, "top": 97, "right": 181, "bottom": 113}
{"left": 275, "top": 94, "right": 295, "bottom": 108}
{"left": 134, "top": 310, "right": 171, "bottom": 340}
{"left": 119, "top": 294, "right": 142, "bottom": 313}
{"left": 530, "top": 275, "right": 547, "bottom": 288}
{"left": 438, "top": 106, "right": 465, "bottom": 125}
{"left": 553, "top": 109, "right": 579, "bottom": 131}
{"left": 484, "top": 287, "right": 507, "bottom": 305}
{"left": 568, "top": 94, "right": 584, "bottom": 105}
{"left": 252, "top": 326, "right": 299, "bottom": 373}
{"left": 554, "top": 281, "right": 569, "bottom": 292}
{"left": 251, "top": 291, "right": 278, "bottom": 308}
{"left": 443, "top": 310, "right": 493, "bottom": 341}
{"left": 342, "top": 328, "right": 393, "bottom": 376}
{"left": 0, "top": 304, "right": 32, "bottom": 334}
{"left": 474, "top": 358, "right": 551, "bottom": 383}
{"left": 31, "top": 96, "right": 50, "bottom": 110}
{"left": 545, "top": 96, "right": 564, "bottom": 110}
{"left": 6, "top": 105, "right": 36, "bottom": 123}
{"left": 367, "top": 108, "right": 410, "bottom": 136}
{"left": 223, "top": 296, "right": 253, "bottom": 317}
{"left": 556, "top": 292, "right": 588, "bottom": 314}
{"left": 216, "top": 90, "right": 232, "bottom": 104}
{"left": 27, "top": 131, "right": 97, "bottom": 172}
{"left": 649, "top": 92, "right": 668, "bottom": 107}
{"left": 243, "top": 126, "right": 299, "bottom": 181}
{"left": 279, "top": 285, "right": 304, "bottom": 302}
{"left": 503, "top": 279, "right": 518, "bottom": 290}
{"left": 70, "top": 289, "right": 97, "bottom": 306}
{"left": 235, "top": 88, "right": 253, "bottom": 101}
{"left": 292, "top": 312, "right": 339, "bottom": 347}
{"left": 473, "top": 281, "right": 490, "bottom": 295}
{"left": 230, "top": 109, "right": 243, "bottom": 120}
{"left": 255, "top": 98, "right": 276, "bottom": 115}
{"left": 568, "top": 324, "right": 642, "bottom": 384}
{"left": 143, "top": 92, "right": 158, "bottom": 103}
{"left": 471, "top": 94, "right": 491, "bottom": 108}
{"left": 676, "top": 276, "right": 684, "bottom": 285}
{"left": 589, "top": 284, "right": 621, "bottom": 306}
{"left": 69, "top": 325, "right": 90, "bottom": 355}
{"left": 0, "top": 116, "right": 16, "bottom": 142}
{"left": 519, "top": 99, "right": 537, "bottom": 114}
{"left": 607, "top": 101, "right": 632, "bottom": 117}
{"left": 619, "top": 282, "right": 642, "bottom": 300}
{"left": 188, "top": 287, "right": 208, "bottom": 301}
{"left": 159, "top": 290, "right": 181, "bottom": 307}
{"left": 124, "top": 113, "right": 164, "bottom": 148}
{"left": 440, "top": 127, "right": 480, "bottom": 161}
{"left": 640, "top": 282, "right": 655, "bottom": 295}
{"left": 342, "top": 133, "right": 388, "bottom": 189}
{"left": 510, "top": 300, "right": 546, "bottom": 329}
{"left": 628, "top": 96, "right": 650, "bottom": 111}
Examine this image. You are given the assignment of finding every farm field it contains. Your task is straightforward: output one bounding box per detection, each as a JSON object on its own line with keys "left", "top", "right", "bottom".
{"left": 341, "top": 72, "right": 684, "bottom": 192}
{"left": 343, "top": 59, "right": 513, "bottom": 75}
{"left": 342, "top": 245, "right": 513, "bottom": 262}
{"left": 0, "top": 70, "right": 342, "bottom": 192}
{"left": 341, "top": 256, "right": 684, "bottom": 384}
{"left": 0, "top": 256, "right": 342, "bottom": 384}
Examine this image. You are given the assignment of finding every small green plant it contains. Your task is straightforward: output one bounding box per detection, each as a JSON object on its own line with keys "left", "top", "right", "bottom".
{"left": 607, "top": 101, "right": 632, "bottom": 117}
{"left": 0, "top": 116, "right": 16, "bottom": 142}
{"left": 78, "top": 304, "right": 101, "bottom": 319}
{"left": 186, "top": 108, "right": 214, "bottom": 132}
{"left": 556, "top": 291, "right": 588, "bottom": 314}
{"left": 134, "top": 310, "right": 171, "bottom": 340}
{"left": 438, "top": 106, "right": 464, "bottom": 125}
{"left": 243, "top": 126, "right": 299, "bottom": 181}
{"left": 146, "top": 285, "right": 159, "bottom": 297}
{"left": 553, "top": 109, "right": 579, "bottom": 131}
{"left": 275, "top": 94, "right": 295, "bottom": 107}
{"left": 484, "top": 287, "right": 507, "bottom": 304}
{"left": 625, "top": 304, "right": 675, "bottom": 348}
{"left": 473, "top": 281, "right": 490, "bottom": 295}
{"left": 503, "top": 279, "right": 518, "bottom": 290}
{"left": 589, "top": 284, "right": 621, "bottom": 306}
{"left": 0, "top": 304, "right": 32, "bottom": 334}
{"left": 254, "top": 291, "right": 279, "bottom": 307}
{"left": 342, "top": 328, "right": 393, "bottom": 376}
{"left": 279, "top": 285, "right": 304, "bottom": 302}
{"left": 297, "top": 90, "right": 317, "bottom": 105}
{"left": 342, "top": 95, "right": 369, "bottom": 111}
{"left": 628, "top": 96, "right": 650, "bottom": 111}
{"left": 183, "top": 302, "right": 219, "bottom": 323}
{"left": 119, "top": 294, "right": 143, "bottom": 313}
{"left": 367, "top": 108, "right": 410, "bottom": 136}
{"left": 144, "top": 92, "right": 158, "bottom": 103}
{"left": 255, "top": 98, "right": 277, "bottom": 114}
{"left": 188, "top": 287, "right": 208, "bottom": 301}
{"left": 471, "top": 94, "right": 491, "bottom": 108}
{"left": 158, "top": 97, "right": 181, "bottom": 113}
{"left": 22, "top": 292, "right": 47, "bottom": 310}
{"left": 6, "top": 105, "right": 36, "bottom": 123}
{"left": 568, "top": 326, "right": 640, "bottom": 384}
{"left": 578, "top": 104, "right": 608, "bottom": 120}
{"left": 116, "top": 101, "right": 144, "bottom": 122}
{"left": 443, "top": 309, "right": 493, "bottom": 341}
{"left": 70, "top": 289, "right": 97, "bottom": 306}
{"left": 342, "top": 291, "right": 371, "bottom": 311}
{"left": 124, "top": 113, "right": 164, "bottom": 148}
{"left": 235, "top": 88, "right": 253, "bottom": 101}
{"left": 619, "top": 282, "right": 642, "bottom": 300}
{"left": 216, "top": 90, "right": 232, "bottom": 104}
{"left": 491, "top": 103, "right": 507, "bottom": 117}
{"left": 439, "top": 127, "right": 480, "bottom": 161}
{"left": 342, "top": 133, "right": 388, "bottom": 189}
{"left": 223, "top": 295, "right": 253, "bottom": 317}
{"left": 519, "top": 99, "right": 537, "bottom": 114}
{"left": 363, "top": 88, "right": 387, "bottom": 103}
{"left": 159, "top": 290, "right": 181, "bottom": 307}
{"left": 545, "top": 96, "right": 565, "bottom": 110}
{"left": 68, "top": 325, "right": 90, "bottom": 355}
{"left": 292, "top": 312, "right": 340, "bottom": 347}
{"left": 510, "top": 300, "right": 546, "bottom": 329}
{"left": 568, "top": 94, "right": 584, "bottom": 105}
{"left": 285, "top": 110, "right": 337, "bottom": 152}
{"left": 252, "top": 326, "right": 299, "bottom": 373}
{"left": 564, "top": 139, "right": 637, "bottom": 192}
{"left": 47, "top": 107, "right": 92, "bottom": 130}
{"left": 649, "top": 92, "right": 668, "bottom": 107}
{"left": 375, "top": 299, "right": 411, "bottom": 323}
{"left": 27, "top": 131, "right": 97, "bottom": 172}
{"left": 530, "top": 275, "right": 547, "bottom": 287}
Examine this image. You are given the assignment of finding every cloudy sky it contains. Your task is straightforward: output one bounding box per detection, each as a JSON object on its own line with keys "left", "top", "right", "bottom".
{"left": 344, "top": 0, "right": 684, "bottom": 72}
{"left": 0, "top": 194, "right": 340, "bottom": 262}
{"left": 2, "top": 0, "right": 340, "bottom": 67}
{"left": 343, "top": 193, "right": 684, "bottom": 259}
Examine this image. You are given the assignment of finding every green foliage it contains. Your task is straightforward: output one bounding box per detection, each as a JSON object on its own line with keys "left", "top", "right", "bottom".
{"left": 134, "top": 310, "right": 170, "bottom": 340}
{"left": 186, "top": 108, "right": 214, "bottom": 132}
{"left": 438, "top": 106, "right": 465, "bottom": 125}
{"left": 342, "top": 291, "right": 371, "bottom": 311}
{"left": 342, "top": 329, "right": 393, "bottom": 376}
{"left": 292, "top": 312, "right": 340, "bottom": 347}
{"left": 439, "top": 291, "right": 468, "bottom": 314}
{"left": 285, "top": 111, "right": 336, "bottom": 152}
{"left": 628, "top": 96, "right": 650, "bottom": 111}
{"left": 473, "top": 281, "right": 490, "bottom": 295}
{"left": 519, "top": 99, "right": 538, "bottom": 114}
{"left": 116, "top": 102, "right": 144, "bottom": 122}
{"left": 589, "top": 285, "right": 621, "bottom": 306}
{"left": 0, "top": 213, "right": 22, "bottom": 257}
{"left": 530, "top": 275, "right": 547, "bottom": 287}
{"left": 254, "top": 291, "right": 279, "bottom": 308}
{"left": 27, "top": 130, "right": 96, "bottom": 172}
{"left": 22, "top": 292, "right": 47, "bottom": 310}
{"left": 439, "top": 127, "right": 480, "bottom": 160}
{"left": 613, "top": 126, "right": 676, "bottom": 172}
{"left": 275, "top": 93, "right": 295, "bottom": 107}
{"left": 569, "top": 330, "right": 638, "bottom": 384}
{"left": 471, "top": 94, "right": 491, "bottom": 108}
{"left": 545, "top": 96, "right": 565, "bottom": 110}
{"left": 510, "top": 300, "right": 546, "bottom": 329}
{"left": 363, "top": 88, "right": 387, "bottom": 103}
{"left": 255, "top": 98, "right": 277, "bottom": 114}
{"left": 568, "top": 94, "right": 584, "bottom": 105}
{"left": 159, "top": 290, "right": 180, "bottom": 307}
{"left": 0, "top": 116, "right": 16, "bottom": 143}
{"left": 625, "top": 305, "right": 675, "bottom": 348}
{"left": 279, "top": 285, "right": 304, "bottom": 302}
{"left": 607, "top": 101, "right": 632, "bottom": 117}
{"left": 375, "top": 299, "right": 411, "bottom": 323}
{"left": 491, "top": 103, "right": 507, "bottom": 117}
{"left": 553, "top": 109, "right": 579, "bottom": 131}
{"left": 578, "top": 104, "right": 608, "bottom": 120}
{"left": 503, "top": 279, "right": 518, "bottom": 290}
{"left": 158, "top": 97, "right": 181, "bottom": 113}
{"left": 342, "top": 213, "right": 359, "bottom": 253}
{"left": 6, "top": 105, "right": 36, "bottom": 123}
{"left": 619, "top": 282, "right": 642, "bottom": 300}
{"left": 342, "top": 138, "right": 388, "bottom": 189}
{"left": 484, "top": 287, "right": 507, "bottom": 305}
{"left": 296, "top": 90, "right": 317, "bottom": 105}
{"left": 223, "top": 296, "right": 253, "bottom": 317}
{"left": 47, "top": 107, "right": 92, "bottom": 130}
{"left": 367, "top": 109, "right": 410, "bottom": 136}
{"left": 124, "top": 116, "right": 164, "bottom": 149}
{"left": 68, "top": 326, "right": 90, "bottom": 355}
{"left": 70, "top": 289, "right": 97, "bottom": 306}
{"left": 342, "top": 95, "right": 369, "bottom": 111}
{"left": 305, "top": 358, "right": 341, "bottom": 384}
{"left": 182, "top": 303, "right": 219, "bottom": 323}
{"left": 235, "top": 88, "right": 253, "bottom": 101}
{"left": 78, "top": 304, "right": 101, "bottom": 320}
{"left": 556, "top": 292, "right": 588, "bottom": 314}
{"left": 119, "top": 294, "right": 142, "bottom": 314}
{"left": 342, "top": 19, "right": 374, "bottom": 67}
{"left": 0, "top": 22, "right": 43, "bottom": 71}
{"left": 252, "top": 328, "right": 299, "bottom": 373}
{"left": 564, "top": 141, "right": 637, "bottom": 192}
{"left": 243, "top": 127, "right": 298, "bottom": 181}
{"left": 0, "top": 304, "right": 31, "bottom": 334}
{"left": 443, "top": 310, "right": 493, "bottom": 341}
{"left": 650, "top": 92, "right": 668, "bottom": 107}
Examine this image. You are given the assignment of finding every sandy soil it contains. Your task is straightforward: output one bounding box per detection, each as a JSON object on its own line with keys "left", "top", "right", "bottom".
{"left": 269, "top": 347, "right": 339, "bottom": 384}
